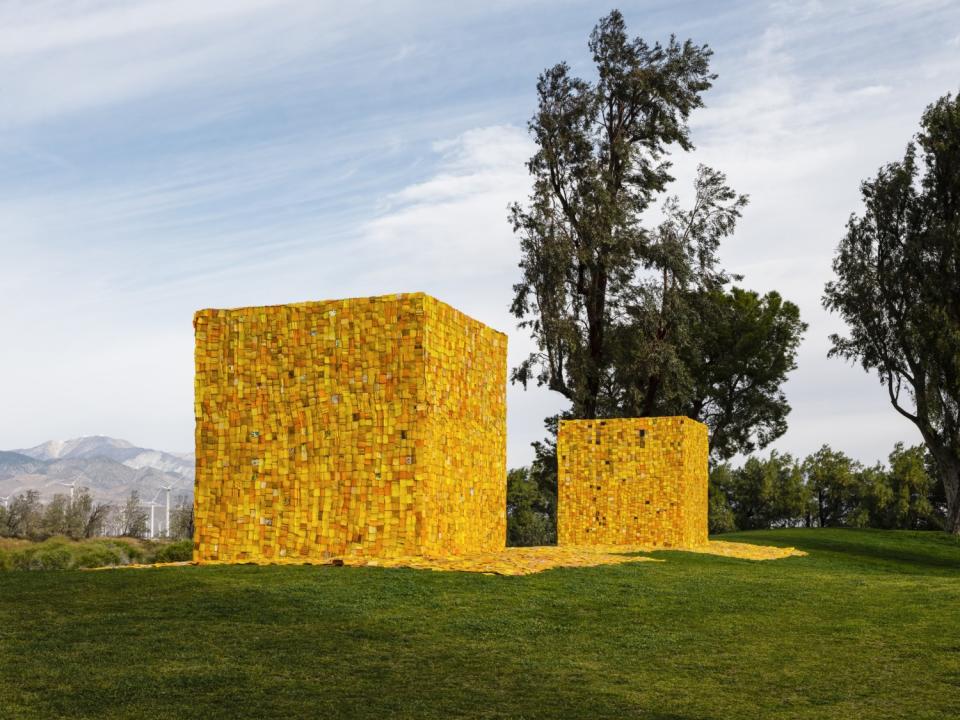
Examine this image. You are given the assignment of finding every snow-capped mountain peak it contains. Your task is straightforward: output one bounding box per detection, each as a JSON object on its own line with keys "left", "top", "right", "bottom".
{"left": 17, "top": 435, "right": 138, "bottom": 461}
{"left": 3, "top": 436, "right": 195, "bottom": 503}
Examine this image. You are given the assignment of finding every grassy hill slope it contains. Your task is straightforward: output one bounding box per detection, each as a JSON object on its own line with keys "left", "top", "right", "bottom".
{"left": 1, "top": 529, "right": 958, "bottom": 719}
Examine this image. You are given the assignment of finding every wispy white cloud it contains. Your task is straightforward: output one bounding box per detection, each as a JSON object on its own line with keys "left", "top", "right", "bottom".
{"left": 356, "top": 124, "right": 532, "bottom": 310}
{"left": 0, "top": 0, "right": 509, "bottom": 127}
{"left": 852, "top": 85, "right": 892, "bottom": 97}
{"left": 0, "top": 0, "right": 284, "bottom": 56}
{"left": 0, "top": 0, "right": 309, "bottom": 125}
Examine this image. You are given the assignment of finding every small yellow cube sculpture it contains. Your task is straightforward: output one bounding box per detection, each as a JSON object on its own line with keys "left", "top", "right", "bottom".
{"left": 557, "top": 417, "right": 708, "bottom": 548}
{"left": 193, "top": 292, "right": 507, "bottom": 563}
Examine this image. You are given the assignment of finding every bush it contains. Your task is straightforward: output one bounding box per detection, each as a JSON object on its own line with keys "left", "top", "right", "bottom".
{"left": 13, "top": 543, "right": 74, "bottom": 570}
{"left": 72, "top": 543, "right": 125, "bottom": 569}
{"left": 152, "top": 540, "right": 193, "bottom": 563}
{"left": 0, "top": 537, "right": 153, "bottom": 571}
{"left": 9, "top": 546, "right": 34, "bottom": 570}
{"left": 33, "top": 545, "right": 74, "bottom": 570}
{"left": 103, "top": 538, "right": 145, "bottom": 564}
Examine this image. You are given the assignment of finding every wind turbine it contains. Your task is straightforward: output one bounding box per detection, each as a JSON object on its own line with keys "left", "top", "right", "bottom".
{"left": 59, "top": 480, "right": 77, "bottom": 503}
{"left": 142, "top": 491, "right": 162, "bottom": 539}
{"left": 160, "top": 484, "right": 173, "bottom": 537}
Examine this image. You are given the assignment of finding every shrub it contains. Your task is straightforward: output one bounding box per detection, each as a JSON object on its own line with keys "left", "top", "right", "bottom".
{"left": 117, "top": 539, "right": 146, "bottom": 564}
{"left": 36, "top": 546, "right": 74, "bottom": 570}
{"left": 14, "top": 544, "right": 74, "bottom": 570}
{"left": 72, "top": 543, "right": 125, "bottom": 569}
{"left": 3, "top": 537, "right": 152, "bottom": 570}
{"left": 152, "top": 540, "right": 193, "bottom": 563}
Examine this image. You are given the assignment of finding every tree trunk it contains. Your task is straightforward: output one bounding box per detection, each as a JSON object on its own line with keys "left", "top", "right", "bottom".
{"left": 583, "top": 267, "right": 607, "bottom": 420}
{"left": 947, "top": 501, "right": 960, "bottom": 535}
{"left": 584, "top": 391, "right": 598, "bottom": 419}
{"left": 942, "top": 461, "right": 960, "bottom": 535}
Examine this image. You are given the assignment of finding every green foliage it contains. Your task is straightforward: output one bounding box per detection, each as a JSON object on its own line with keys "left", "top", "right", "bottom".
{"left": 506, "top": 467, "right": 556, "bottom": 546}
{"left": 41, "top": 495, "right": 70, "bottom": 537}
{"left": 12, "top": 538, "right": 74, "bottom": 571}
{"left": 118, "top": 539, "right": 146, "bottom": 564}
{"left": 119, "top": 491, "right": 149, "bottom": 538}
{"left": 40, "top": 489, "right": 110, "bottom": 539}
{"left": 152, "top": 540, "right": 193, "bottom": 563}
{"left": 804, "top": 445, "right": 859, "bottom": 527}
{"left": 169, "top": 496, "right": 195, "bottom": 540}
{"left": 685, "top": 287, "right": 806, "bottom": 459}
{"left": 2, "top": 490, "right": 43, "bottom": 539}
{"left": 509, "top": 9, "right": 717, "bottom": 419}
{"left": 0, "top": 530, "right": 958, "bottom": 718}
{"left": 511, "top": 10, "right": 805, "bottom": 461}
{"left": 707, "top": 465, "right": 736, "bottom": 534}
{"left": 711, "top": 442, "right": 946, "bottom": 533}
{"left": 71, "top": 544, "right": 124, "bottom": 569}
{"left": 506, "top": 416, "right": 563, "bottom": 546}
{"left": 607, "top": 167, "right": 749, "bottom": 422}
{"left": 73, "top": 489, "right": 111, "bottom": 538}
{"left": 1, "top": 488, "right": 111, "bottom": 541}
{"left": 1, "top": 537, "right": 148, "bottom": 571}
{"left": 823, "top": 92, "right": 960, "bottom": 533}
{"left": 719, "top": 452, "right": 807, "bottom": 531}
{"left": 858, "top": 443, "right": 940, "bottom": 529}
{"left": 32, "top": 545, "right": 73, "bottom": 571}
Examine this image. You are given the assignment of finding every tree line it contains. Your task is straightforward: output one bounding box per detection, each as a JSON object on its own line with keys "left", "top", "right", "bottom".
{"left": 709, "top": 443, "right": 946, "bottom": 533}
{"left": 0, "top": 489, "right": 194, "bottom": 541}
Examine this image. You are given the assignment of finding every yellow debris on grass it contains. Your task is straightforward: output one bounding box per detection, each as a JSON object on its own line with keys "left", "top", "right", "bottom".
{"left": 343, "top": 546, "right": 663, "bottom": 575}
{"left": 337, "top": 541, "right": 805, "bottom": 575}
{"left": 686, "top": 540, "right": 807, "bottom": 561}
{"left": 86, "top": 541, "right": 804, "bottom": 575}
{"left": 566, "top": 540, "right": 807, "bottom": 563}
{"left": 84, "top": 561, "right": 193, "bottom": 571}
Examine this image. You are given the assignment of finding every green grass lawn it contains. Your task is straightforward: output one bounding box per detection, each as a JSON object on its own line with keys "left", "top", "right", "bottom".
{"left": 1, "top": 529, "right": 959, "bottom": 719}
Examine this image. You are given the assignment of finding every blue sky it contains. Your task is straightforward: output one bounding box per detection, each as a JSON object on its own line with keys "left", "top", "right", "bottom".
{"left": 2, "top": 0, "right": 959, "bottom": 466}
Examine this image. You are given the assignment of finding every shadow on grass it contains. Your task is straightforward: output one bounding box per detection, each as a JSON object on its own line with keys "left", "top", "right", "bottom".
{"left": 724, "top": 529, "right": 960, "bottom": 575}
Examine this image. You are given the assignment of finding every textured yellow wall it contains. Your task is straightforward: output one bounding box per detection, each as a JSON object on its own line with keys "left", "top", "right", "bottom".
{"left": 421, "top": 296, "right": 507, "bottom": 554}
{"left": 193, "top": 292, "right": 506, "bottom": 563}
{"left": 557, "top": 417, "right": 708, "bottom": 548}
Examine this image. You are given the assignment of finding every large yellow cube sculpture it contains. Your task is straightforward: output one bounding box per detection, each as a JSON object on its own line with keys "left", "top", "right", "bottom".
{"left": 557, "top": 417, "right": 708, "bottom": 548}
{"left": 193, "top": 292, "right": 507, "bottom": 563}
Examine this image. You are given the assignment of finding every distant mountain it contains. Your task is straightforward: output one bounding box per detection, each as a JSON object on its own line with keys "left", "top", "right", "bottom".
{"left": 16, "top": 435, "right": 194, "bottom": 479}
{"left": 0, "top": 451, "right": 45, "bottom": 476}
{"left": 1, "top": 436, "right": 194, "bottom": 505}
{"left": 18, "top": 436, "right": 136, "bottom": 461}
